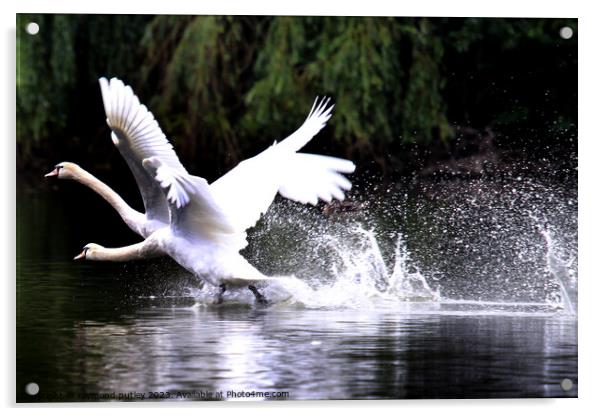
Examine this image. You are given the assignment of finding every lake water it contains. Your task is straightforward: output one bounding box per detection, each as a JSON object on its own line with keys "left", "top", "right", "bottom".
{"left": 16, "top": 180, "right": 578, "bottom": 401}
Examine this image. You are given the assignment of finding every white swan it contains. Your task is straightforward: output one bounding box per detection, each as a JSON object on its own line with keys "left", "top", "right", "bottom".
{"left": 45, "top": 78, "right": 181, "bottom": 237}
{"left": 71, "top": 77, "right": 355, "bottom": 303}
{"left": 45, "top": 162, "right": 159, "bottom": 238}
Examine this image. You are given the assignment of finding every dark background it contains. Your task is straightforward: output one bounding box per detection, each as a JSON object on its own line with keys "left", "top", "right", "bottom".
{"left": 17, "top": 15, "right": 577, "bottom": 192}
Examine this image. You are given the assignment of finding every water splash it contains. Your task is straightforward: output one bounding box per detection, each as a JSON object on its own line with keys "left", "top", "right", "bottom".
{"left": 273, "top": 225, "right": 440, "bottom": 309}
{"left": 541, "top": 227, "right": 577, "bottom": 315}
{"left": 182, "top": 224, "right": 438, "bottom": 309}
{"left": 318, "top": 226, "right": 438, "bottom": 303}
{"left": 168, "top": 173, "right": 576, "bottom": 316}
{"left": 248, "top": 174, "right": 576, "bottom": 314}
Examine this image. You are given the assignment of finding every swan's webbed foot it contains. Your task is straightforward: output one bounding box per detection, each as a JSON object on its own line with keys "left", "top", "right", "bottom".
{"left": 248, "top": 285, "right": 268, "bottom": 305}
{"left": 214, "top": 284, "right": 227, "bottom": 305}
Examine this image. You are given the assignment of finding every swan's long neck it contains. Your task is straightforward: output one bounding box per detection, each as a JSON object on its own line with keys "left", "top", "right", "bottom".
{"left": 88, "top": 241, "right": 161, "bottom": 262}
{"left": 72, "top": 168, "right": 146, "bottom": 235}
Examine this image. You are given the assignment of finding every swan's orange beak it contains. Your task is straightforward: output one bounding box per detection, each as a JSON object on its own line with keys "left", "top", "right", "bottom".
{"left": 73, "top": 250, "right": 86, "bottom": 260}
{"left": 44, "top": 167, "right": 60, "bottom": 178}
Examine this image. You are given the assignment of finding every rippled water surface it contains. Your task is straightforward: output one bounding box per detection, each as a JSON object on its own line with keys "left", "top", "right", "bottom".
{"left": 17, "top": 182, "right": 577, "bottom": 401}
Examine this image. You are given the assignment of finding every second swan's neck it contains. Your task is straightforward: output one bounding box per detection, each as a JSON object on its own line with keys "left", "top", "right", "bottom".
{"left": 73, "top": 168, "right": 146, "bottom": 236}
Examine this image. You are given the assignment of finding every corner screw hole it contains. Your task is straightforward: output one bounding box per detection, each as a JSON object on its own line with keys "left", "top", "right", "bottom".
{"left": 25, "top": 382, "right": 39, "bottom": 396}
{"left": 25, "top": 22, "right": 39, "bottom": 35}
{"left": 560, "top": 378, "right": 573, "bottom": 391}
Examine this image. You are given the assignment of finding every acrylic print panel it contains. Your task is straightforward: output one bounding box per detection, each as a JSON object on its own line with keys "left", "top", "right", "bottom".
{"left": 16, "top": 14, "right": 577, "bottom": 402}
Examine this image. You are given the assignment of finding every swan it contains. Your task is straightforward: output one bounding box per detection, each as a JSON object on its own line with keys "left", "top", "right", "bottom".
{"left": 45, "top": 162, "right": 160, "bottom": 238}
{"left": 45, "top": 78, "right": 182, "bottom": 237}
{"left": 70, "top": 77, "right": 355, "bottom": 304}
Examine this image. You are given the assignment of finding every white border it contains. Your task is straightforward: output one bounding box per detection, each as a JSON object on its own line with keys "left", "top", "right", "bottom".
{"left": 3, "top": 1, "right": 600, "bottom": 415}
{"left": 9, "top": 0, "right": 583, "bottom": 17}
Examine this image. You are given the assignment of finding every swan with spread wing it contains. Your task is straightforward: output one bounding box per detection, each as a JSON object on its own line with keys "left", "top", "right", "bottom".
{"left": 50, "top": 77, "right": 355, "bottom": 303}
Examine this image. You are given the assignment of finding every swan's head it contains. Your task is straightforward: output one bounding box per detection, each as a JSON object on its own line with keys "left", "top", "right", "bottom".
{"left": 73, "top": 243, "right": 104, "bottom": 260}
{"left": 44, "top": 162, "right": 80, "bottom": 179}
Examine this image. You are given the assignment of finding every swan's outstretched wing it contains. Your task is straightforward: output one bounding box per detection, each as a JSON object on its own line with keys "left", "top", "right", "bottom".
{"left": 99, "top": 77, "right": 187, "bottom": 223}
{"left": 210, "top": 97, "right": 355, "bottom": 233}
{"left": 142, "top": 157, "right": 239, "bottom": 243}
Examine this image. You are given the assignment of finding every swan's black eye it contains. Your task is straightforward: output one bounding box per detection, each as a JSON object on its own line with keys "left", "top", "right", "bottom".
{"left": 55, "top": 165, "right": 63, "bottom": 172}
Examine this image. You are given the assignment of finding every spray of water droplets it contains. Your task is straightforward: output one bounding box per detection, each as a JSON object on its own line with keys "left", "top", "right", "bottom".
{"left": 232, "top": 172, "right": 576, "bottom": 314}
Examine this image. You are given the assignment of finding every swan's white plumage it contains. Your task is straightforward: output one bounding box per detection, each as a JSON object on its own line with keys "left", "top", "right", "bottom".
{"left": 210, "top": 98, "right": 355, "bottom": 233}
{"left": 275, "top": 97, "right": 334, "bottom": 152}
{"left": 100, "top": 78, "right": 185, "bottom": 170}
{"left": 277, "top": 153, "right": 355, "bottom": 205}
{"left": 142, "top": 157, "right": 236, "bottom": 241}
{"left": 99, "top": 77, "right": 186, "bottom": 223}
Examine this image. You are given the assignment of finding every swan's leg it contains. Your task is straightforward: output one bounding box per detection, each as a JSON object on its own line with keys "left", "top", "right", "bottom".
{"left": 214, "top": 284, "right": 227, "bottom": 305}
{"left": 248, "top": 285, "right": 268, "bottom": 305}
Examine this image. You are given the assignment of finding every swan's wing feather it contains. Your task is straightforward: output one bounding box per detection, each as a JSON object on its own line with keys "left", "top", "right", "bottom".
{"left": 210, "top": 153, "right": 283, "bottom": 232}
{"left": 210, "top": 97, "right": 354, "bottom": 232}
{"left": 99, "top": 77, "right": 187, "bottom": 222}
{"left": 277, "top": 153, "right": 355, "bottom": 205}
{"left": 275, "top": 96, "right": 334, "bottom": 153}
{"left": 142, "top": 157, "right": 238, "bottom": 242}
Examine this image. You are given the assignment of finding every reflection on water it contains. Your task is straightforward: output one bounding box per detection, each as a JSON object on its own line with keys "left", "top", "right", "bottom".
{"left": 16, "top": 188, "right": 577, "bottom": 401}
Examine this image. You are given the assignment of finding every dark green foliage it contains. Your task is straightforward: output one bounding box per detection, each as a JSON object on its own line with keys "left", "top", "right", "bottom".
{"left": 141, "top": 15, "right": 265, "bottom": 172}
{"left": 17, "top": 15, "right": 75, "bottom": 157}
{"left": 16, "top": 15, "right": 576, "bottom": 179}
{"left": 17, "top": 14, "right": 152, "bottom": 171}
